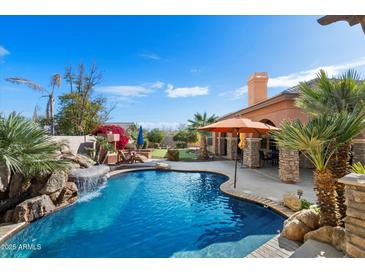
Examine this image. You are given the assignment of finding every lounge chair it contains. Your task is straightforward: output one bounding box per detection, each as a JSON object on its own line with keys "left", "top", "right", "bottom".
{"left": 118, "top": 150, "right": 147, "bottom": 164}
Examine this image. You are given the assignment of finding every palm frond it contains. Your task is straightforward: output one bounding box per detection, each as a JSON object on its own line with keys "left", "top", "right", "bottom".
{"left": 5, "top": 77, "right": 47, "bottom": 93}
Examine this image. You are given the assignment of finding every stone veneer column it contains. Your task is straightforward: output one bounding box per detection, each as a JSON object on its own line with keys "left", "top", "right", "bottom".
{"left": 279, "top": 147, "right": 299, "bottom": 183}
{"left": 243, "top": 138, "right": 261, "bottom": 168}
{"left": 352, "top": 140, "right": 365, "bottom": 165}
{"left": 339, "top": 173, "right": 365, "bottom": 257}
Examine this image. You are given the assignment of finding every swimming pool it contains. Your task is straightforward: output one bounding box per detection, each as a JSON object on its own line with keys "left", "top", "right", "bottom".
{"left": 0, "top": 170, "right": 285, "bottom": 258}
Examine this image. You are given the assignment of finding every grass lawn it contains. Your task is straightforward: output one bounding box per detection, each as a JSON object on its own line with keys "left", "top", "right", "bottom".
{"left": 151, "top": 149, "right": 168, "bottom": 158}
{"left": 151, "top": 148, "right": 198, "bottom": 160}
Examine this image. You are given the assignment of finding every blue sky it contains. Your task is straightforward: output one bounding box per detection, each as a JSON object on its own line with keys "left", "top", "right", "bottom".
{"left": 0, "top": 16, "right": 365, "bottom": 129}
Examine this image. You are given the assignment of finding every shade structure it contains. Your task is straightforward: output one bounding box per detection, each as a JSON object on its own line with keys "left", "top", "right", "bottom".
{"left": 199, "top": 117, "right": 279, "bottom": 134}
{"left": 137, "top": 126, "right": 144, "bottom": 146}
{"left": 318, "top": 15, "right": 365, "bottom": 34}
{"left": 199, "top": 117, "right": 279, "bottom": 188}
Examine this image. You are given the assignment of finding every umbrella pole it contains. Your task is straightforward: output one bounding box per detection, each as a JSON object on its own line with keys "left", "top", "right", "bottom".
{"left": 234, "top": 130, "right": 238, "bottom": 188}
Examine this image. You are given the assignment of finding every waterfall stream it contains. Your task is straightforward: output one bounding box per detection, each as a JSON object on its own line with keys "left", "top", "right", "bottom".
{"left": 70, "top": 165, "right": 110, "bottom": 198}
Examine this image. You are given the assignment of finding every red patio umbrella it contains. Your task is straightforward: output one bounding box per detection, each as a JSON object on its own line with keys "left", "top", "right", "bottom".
{"left": 199, "top": 117, "right": 279, "bottom": 188}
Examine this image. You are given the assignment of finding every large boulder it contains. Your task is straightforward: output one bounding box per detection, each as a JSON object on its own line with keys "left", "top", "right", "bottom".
{"left": 50, "top": 182, "right": 78, "bottom": 207}
{"left": 3, "top": 209, "right": 14, "bottom": 223}
{"left": 60, "top": 144, "right": 72, "bottom": 154}
{"left": 13, "top": 195, "right": 56, "bottom": 223}
{"left": 155, "top": 162, "right": 171, "bottom": 170}
{"left": 304, "top": 226, "right": 346, "bottom": 252}
{"left": 61, "top": 153, "right": 95, "bottom": 168}
{"left": 283, "top": 192, "right": 301, "bottom": 212}
{"left": 282, "top": 218, "right": 312, "bottom": 242}
{"left": 40, "top": 171, "right": 68, "bottom": 195}
{"left": 281, "top": 209, "right": 320, "bottom": 242}
{"left": 0, "top": 164, "right": 11, "bottom": 192}
{"left": 295, "top": 208, "right": 320, "bottom": 230}
{"left": 9, "top": 173, "right": 31, "bottom": 198}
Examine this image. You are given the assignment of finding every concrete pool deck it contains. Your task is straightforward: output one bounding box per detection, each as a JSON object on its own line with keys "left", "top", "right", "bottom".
{"left": 164, "top": 160, "right": 316, "bottom": 203}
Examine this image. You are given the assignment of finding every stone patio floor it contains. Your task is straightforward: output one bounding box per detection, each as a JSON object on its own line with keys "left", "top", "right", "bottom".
{"left": 164, "top": 160, "right": 316, "bottom": 203}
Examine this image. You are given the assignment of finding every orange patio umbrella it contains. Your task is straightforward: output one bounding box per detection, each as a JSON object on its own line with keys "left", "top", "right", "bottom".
{"left": 199, "top": 117, "right": 279, "bottom": 188}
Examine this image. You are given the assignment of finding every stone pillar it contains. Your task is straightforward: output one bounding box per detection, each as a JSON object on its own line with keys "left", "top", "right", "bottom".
{"left": 352, "top": 140, "right": 365, "bottom": 165}
{"left": 279, "top": 147, "right": 299, "bottom": 183}
{"left": 339, "top": 173, "right": 365, "bottom": 257}
{"left": 243, "top": 138, "right": 261, "bottom": 168}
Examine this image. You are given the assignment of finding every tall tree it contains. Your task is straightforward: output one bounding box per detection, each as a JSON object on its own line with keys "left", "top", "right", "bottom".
{"left": 6, "top": 74, "right": 62, "bottom": 135}
{"left": 188, "top": 112, "right": 218, "bottom": 159}
{"left": 272, "top": 112, "right": 365, "bottom": 226}
{"left": 57, "top": 63, "right": 111, "bottom": 135}
{"left": 296, "top": 69, "right": 365, "bottom": 225}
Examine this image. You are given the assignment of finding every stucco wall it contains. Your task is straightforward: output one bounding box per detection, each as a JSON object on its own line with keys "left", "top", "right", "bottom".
{"left": 52, "top": 135, "right": 96, "bottom": 154}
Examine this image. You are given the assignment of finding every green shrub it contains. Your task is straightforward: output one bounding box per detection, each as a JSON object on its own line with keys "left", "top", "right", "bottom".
{"left": 352, "top": 162, "right": 365, "bottom": 174}
{"left": 167, "top": 149, "right": 179, "bottom": 161}
{"left": 175, "top": 142, "right": 187, "bottom": 149}
{"left": 300, "top": 199, "right": 313, "bottom": 210}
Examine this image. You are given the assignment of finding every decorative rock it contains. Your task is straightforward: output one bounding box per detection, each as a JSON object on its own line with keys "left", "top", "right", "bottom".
{"left": 13, "top": 195, "right": 56, "bottom": 223}
{"left": 155, "top": 162, "right": 171, "bottom": 170}
{"left": 0, "top": 164, "right": 11, "bottom": 192}
{"left": 3, "top": 209, "right": 14, "bottom": 223}
{"left": 53, "top": 182, "right": 78, "bottom": 206}
{"left": 304, "top": 226, "right": 346, "bottom": 251}
{"left": 9, "top": 173, "right": 31, "bottom": 198}
{"left": 40, "top": 171, "right": 68, "bottom": 195}
{"left": 281, "top": 218, "right": 312, "bottom": 242}
{"left": 281, "top": 209, "right": 320, "bottom": 242}
{"left": 295, "top": 209, "right": 320, "bottom": 230}
{"left": 60, "top": 144, "right": 72, "bottom": 154}
{"left": 283, "top": 193, "right": 301, "bottom": 212}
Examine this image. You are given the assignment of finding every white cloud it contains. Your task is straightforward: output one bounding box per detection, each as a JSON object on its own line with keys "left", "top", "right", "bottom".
{"left": 190, "top": 68, "right": 201, "bottom": 73}
{"left": 0, "top": 46, "right": 10, "bottom": 57}
{"left": 165, "top": 84, "right": 209, "bottom": 98}
{"left": 138, "top": 121, "right": 181, "bottom": 130}
{"left": 225, "top": 57, "right": 365, "bottom": 99}
{"left": 139, "top": 53, "right": 160, "bottom": 60}
{"left": 151, "top": 81, "right": 165, "bottom": 89}
{"left": 96, "top": 85, "right": 151, "bottom": 97}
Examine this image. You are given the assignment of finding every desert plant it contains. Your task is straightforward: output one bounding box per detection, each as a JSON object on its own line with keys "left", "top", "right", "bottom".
{"left": 296, "top": 69, "right": 365, "bottom": 225}
{"left": 272, "top": 112, "right": 365, "bottom": 226}
{"left": 94, "top": 136, "right": 116, "bottom": 164}
{"left": 6, "top": 74, "right": 61, "bottom": 135}
{"left": 0, "top": 112, "right": 68, "bottom": 178}
{"left": 188, "top": 112, "right": 218, "bottom": 159}
{"left": 352, "top": 162, "right": 365, "bottom": 174}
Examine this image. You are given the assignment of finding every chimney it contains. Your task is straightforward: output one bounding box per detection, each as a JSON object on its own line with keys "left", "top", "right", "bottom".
{"left": 247, "top": 72, "right": 268, "bottom": 106}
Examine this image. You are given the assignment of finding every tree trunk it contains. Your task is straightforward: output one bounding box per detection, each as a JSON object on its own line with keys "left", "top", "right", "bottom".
{"left": 328, "top": 142, "right": 351, "bottom": 227}
{"left": 313, "top": 169, "right": 338, "bottom": 227}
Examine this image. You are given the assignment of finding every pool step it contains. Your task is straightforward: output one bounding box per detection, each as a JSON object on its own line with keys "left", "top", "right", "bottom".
{"left": 245, "top": 234, "right": 300, "bottom": 258}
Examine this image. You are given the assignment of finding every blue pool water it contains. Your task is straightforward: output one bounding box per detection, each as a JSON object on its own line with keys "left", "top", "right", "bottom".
{"left": 0, "top": 170, "right": 284, "bottom": 258}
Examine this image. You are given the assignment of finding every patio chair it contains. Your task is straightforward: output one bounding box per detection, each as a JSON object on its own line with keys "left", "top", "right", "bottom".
{"left": 259, "top": 150, "right": 272, "bottom": 167}
{"left": 118, "top": 150, "right": 133, "bottom": 163}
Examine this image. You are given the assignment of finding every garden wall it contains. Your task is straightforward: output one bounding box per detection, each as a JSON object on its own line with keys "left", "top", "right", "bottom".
{"left": 52, "top": 136, "right": 96, "bottom": 155}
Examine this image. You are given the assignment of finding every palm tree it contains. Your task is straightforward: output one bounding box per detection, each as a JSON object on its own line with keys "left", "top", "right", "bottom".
{"left": 0, "top": 112, "right": 68, "bottom": 178}
{"left": 6, "top": 74, "right": 61, "bottom": 135}
{"left": 296, "top": 69, "right": 365, "bottom": 225}
{"left": 0, "top": 112, "right": 68, "bottom": 215}
{"left": 188, "top": 112, "right": 218, "bottom": 159}
{"left": 272, "top": 112, "right": 365, "bottom": 226}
